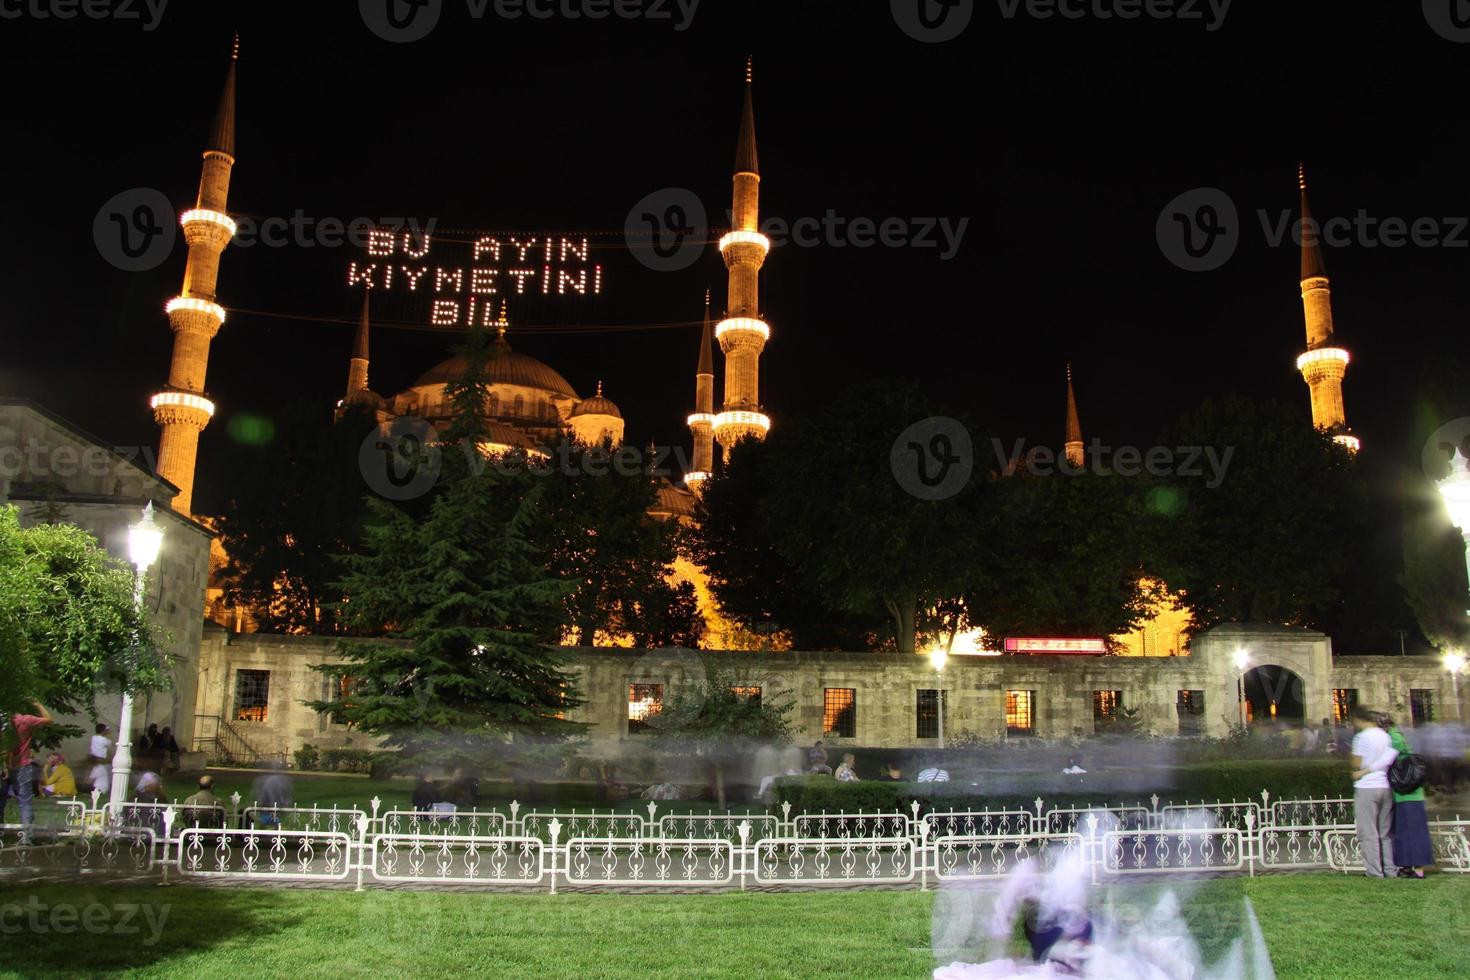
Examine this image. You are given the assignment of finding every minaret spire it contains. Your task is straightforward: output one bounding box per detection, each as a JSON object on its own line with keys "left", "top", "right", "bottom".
{"left": 1294, "top": 163, "right": 1358, "bottom": 452}
{"left": 344, "top": 290, "right": 371, "bottom": 401}
{"left": 686, "top": 290, "right": 717, "bottom": 489}
{"left": 712, "top": 59, "right": 772, "bottom": 458}
{"left": 1064, "top": 363, "right": 1084, "bottom": 467}
{"left": 151, "top": 38, "right": 240, "bottom": 514}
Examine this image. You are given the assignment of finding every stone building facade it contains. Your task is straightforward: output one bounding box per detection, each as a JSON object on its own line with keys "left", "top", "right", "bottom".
{"left": 0, "top": 399, "right": 213, "bottom": 765}
{"left": 192, "top": 622, "right": 1464, "bottom": 762}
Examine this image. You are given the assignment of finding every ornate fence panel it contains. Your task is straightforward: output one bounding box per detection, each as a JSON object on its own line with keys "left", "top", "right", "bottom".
{"left": 1102, "top": 828, "right": 1245, "bottom": 874}
{"left": 922, "top": 808, "right": 1033, "bottom": 841}
{"left": 519, "top": 810, "right": 645, "bottom": 841}
{"left": 752, "top": 836, "right": 916, "bottom": 885}
{"left": 788, "top": 811, "right": 909, "bottom": 840}
{"left": 243, "top": 804, "right": 365, "bottom": 834}
{"left": 371, "top": 833, "right": 545, "bottom": 884}
{"left": 933, "top": 833, "right": 1084, "bottom": 881}
{"left": 380, "top": 809, "right": 509, "bottom": 839}
{"left": 1270, "top": 797, "right": 1352, "bottom": 829}
{"left": 1430, "top": 821, "right": 1470, "bottom": 873}
{"left": 562, "top": 837, "right": 734, "bottom": 886}
{"left": 1043, "top": 805, "right": 1151, "bottom": 835}
{"left": 1257, "top": 825, "right": 1338, "bottom": 870}
{"left": 175, "top": 828, "right": 353, "bottom": 881}
{"left": 0, "top": 824, "right": 155, "bottom": 875}
{"left": 1159, "top": 801, "right": 1261, "bottom": 833}
{"left": 658, "top": 812, "right": 778, "bottom": 844}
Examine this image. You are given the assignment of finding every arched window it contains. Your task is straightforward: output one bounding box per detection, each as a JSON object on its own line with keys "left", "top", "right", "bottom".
{"left": 513, "top": 394, "right": 524, "bottom": 417}
{"left": 487, "top": 391, "right": 499, "bottom": 415}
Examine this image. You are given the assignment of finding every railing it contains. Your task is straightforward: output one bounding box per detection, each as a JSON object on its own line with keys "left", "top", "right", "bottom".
{"left": 3, "top": 789, "right": 1466, "bottom": 892}
{"left": 192, "top": 713, "right": 287, "bottom": 768}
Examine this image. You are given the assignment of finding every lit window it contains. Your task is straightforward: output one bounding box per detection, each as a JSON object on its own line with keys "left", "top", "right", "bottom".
{"left": 1410, "top": 689, "right": 1435, "bottom": 726}
{"left": 1005, "top": 690, "right": 1034, "bottom": 736}
{"left": 916, "top": 689, "right": 946, "bottom": 739}
{"left": 1332, "top": 689, "right": 1358, "bottom": 724}
{"left": 1176, "top": 690, "right": 1205, "bottom": 735}
{"left": 1092, "top": 690, "right": 1122, "bottom": 732}
{"left": 234, "top": 669, "right": 270, "bottom": 723}
{"left": 628, "top": 683, "right": 663, "bottom": 734}
{"left": 823, "top": 689, "right": 856, "bottom": 738}
{"left": 331, "top": 675, "right": 356, "bottom": 727}
{"left": 731, "top": 686, "right": 762, "bottom": 706}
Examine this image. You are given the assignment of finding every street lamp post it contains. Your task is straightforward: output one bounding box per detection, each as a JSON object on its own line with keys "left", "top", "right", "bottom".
{"left": 1445, "top": 651, "right": 1466, "bottom": 723}
{"left": 1437, "top": 448, "right": 1470, "bottom": 617}
{"left": 928, "top": 645, "right": 948, "bottom": 750}
{"left": 110, "top": 503, "right": 164, "bottom": 809}
{"left": 1232, "top": 648, "right": 1250, "bottom": 730}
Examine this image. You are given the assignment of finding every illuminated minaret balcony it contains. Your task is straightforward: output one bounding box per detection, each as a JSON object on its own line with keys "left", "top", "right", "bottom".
{"left": 180, "top": 208, "right": 237, "bottom": 247}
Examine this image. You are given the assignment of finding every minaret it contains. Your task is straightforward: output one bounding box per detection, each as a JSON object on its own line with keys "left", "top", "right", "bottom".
{"left": 344, "top": 290, "right": 371, "bottom": 401}
{"left": 1063, "top": 363, "right": 1084, "bottom": 468}
{"left": 685, "top": 290, "right": 716, "bottom": 488}
{"left": 1294, "top": 164, "right": 1359, "bottom": 452}
{"left": 150, "top": 38, "right": 239, "bottom": 514}
{"left": 712, "top": 58, "right": 772, "bottom": 457}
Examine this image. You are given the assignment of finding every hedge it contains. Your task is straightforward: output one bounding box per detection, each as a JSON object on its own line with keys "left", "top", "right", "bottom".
{"left": 774, "top": 758, "right": 1353, "bottom": 814}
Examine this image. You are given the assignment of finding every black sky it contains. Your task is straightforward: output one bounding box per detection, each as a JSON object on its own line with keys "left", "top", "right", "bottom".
{"left": 0, "top": 1, "right": 1464, "bottom": 515}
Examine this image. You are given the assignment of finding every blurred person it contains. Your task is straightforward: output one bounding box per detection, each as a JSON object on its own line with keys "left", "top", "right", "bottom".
{"left": 411, "top": 775, "right": 439, "bottom": 812}
{"left": 1302, "top": 723, "right": 1320, "bottom": 755}
{"left": 181, "top": 774, "right": 224, "bottom": 829}
{"left": 1319, "top": 718, "right": 1337, "bottom": 754}
{"left": 40, "top": 753, "right": 75, "bottom": 797}
{"left": 7, "top": 701, "right": 52, "bottom": 838}
{"left": 1382, "top": 715, "right": 1432, "bottom": 879}
{"left": 1349, "top": 706, "right": 1398, "bottom": 878}
{"left": 807, "top": 740, "right": 831, "bottom": 775}
{"left": 159, "top": 726, "right": 180, "bottom": 771}
{"left": 251, "top": 763, "right": 295, "bottom": 826}
{"left": 881, "top": 762, "right": 904, "bottom": 781}
{"left": 834, "top": 753, "right": 858, "bottom": 782}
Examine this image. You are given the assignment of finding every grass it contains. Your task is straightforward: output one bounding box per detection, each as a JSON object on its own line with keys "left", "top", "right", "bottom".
{"left": 0, "top": 875, "right": 1463, "bottom": 978}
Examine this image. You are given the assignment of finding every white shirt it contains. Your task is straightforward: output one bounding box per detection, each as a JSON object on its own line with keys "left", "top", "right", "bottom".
{"left": 90, "top": 734, "right": 113, "bottom": 760}
{"left": 1350, "top": 726, "right": 1396, "bottom": 790}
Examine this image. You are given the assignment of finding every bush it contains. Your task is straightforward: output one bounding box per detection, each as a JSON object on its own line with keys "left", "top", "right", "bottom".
{"left": 320, "top": 748, "right": 374, "bottom": 774}
{"left": 293, "top": 745, "right": 321, "bottom": 771}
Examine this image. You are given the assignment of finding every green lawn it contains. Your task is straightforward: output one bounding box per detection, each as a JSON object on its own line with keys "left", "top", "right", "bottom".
{"left": 0, "top": 875, "right": 1463, "bottom": 978}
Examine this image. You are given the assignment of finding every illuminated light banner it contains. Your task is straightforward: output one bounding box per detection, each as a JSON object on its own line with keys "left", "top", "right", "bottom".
{"left": 1003, "top": 637, "right": 1108, "bottom": 655}
{"left": 344, "top": 228, "right": 604, "bottom": 329}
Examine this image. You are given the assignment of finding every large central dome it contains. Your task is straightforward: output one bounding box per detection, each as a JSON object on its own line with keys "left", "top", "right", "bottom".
{"left": 413, "top": 347, "right": 579, "bottom": 400}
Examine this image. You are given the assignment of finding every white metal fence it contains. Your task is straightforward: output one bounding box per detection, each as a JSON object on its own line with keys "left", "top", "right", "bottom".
{"left": 1, "top": 790, "right": 1465, "bottom": 891}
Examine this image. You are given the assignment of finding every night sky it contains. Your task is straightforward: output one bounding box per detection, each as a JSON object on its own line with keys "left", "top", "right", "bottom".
{"left": 0, "top": 1, "right": 1463, "bottom": 515}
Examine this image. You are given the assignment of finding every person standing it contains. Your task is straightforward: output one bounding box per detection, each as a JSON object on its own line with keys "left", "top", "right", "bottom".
{"left": 7, "top": 702, "right": 53, "bottom": 840}
{"left": 87, "top": 723, "right": 114, "bottom": 796}
{"left": 1382, "top": 715, "right": 1433, "bottom": 879}
{"left": 1350, "top": 706, "right": 1398, "bottom": 878}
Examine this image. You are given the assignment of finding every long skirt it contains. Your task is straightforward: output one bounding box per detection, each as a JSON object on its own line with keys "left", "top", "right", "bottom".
{"left": 1392, "top": 800, "right": 1434, "bottom": 868}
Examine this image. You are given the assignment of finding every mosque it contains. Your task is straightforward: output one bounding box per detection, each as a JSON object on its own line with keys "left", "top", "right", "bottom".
{"left": 10, "top": 42, "right": 1450, "bottom": 773}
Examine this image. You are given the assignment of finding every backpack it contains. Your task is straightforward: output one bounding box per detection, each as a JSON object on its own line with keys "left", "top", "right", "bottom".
{"left": 1388, "top": 752, "right": 1428, "bottom": 795}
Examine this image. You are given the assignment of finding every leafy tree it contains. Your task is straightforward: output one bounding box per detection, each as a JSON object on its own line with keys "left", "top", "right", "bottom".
{"left": 689, "top": 434, "right": 887, "bottom": 650}
{"left": 648, "top": 660, "right": 798, "bottom": 806}
{"left": 1158, "top": 394, "right": 1363, "bottom": 631}
{"left": 0, "top": 506, "right": 169, "bottom": 725}
{"left": 213, "top": 403, "right": 379, "bottom": 634}
{"left": 539, "top": 439, "right": 705, "bottom": 648}
{"left": 762, "top": 381, "right": 985, "bottom": 653}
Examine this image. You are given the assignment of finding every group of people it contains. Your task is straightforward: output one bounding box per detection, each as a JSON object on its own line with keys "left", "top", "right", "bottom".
{"left": 1350, "top": 705, "right": 1434, "bottom": 878}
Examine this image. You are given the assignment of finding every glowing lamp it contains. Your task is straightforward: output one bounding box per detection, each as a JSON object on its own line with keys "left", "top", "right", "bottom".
{"left": 1232, "top": 648, "right": 1250, "bottom": 670}
{"left": 1438, "top": 449, "right": 1470, "bottom": 533}
{"left": 128, "top": 501, "right": 164, "bottom": 573}
{"left": 927, "top": 645, "right": 948, "bottom": 674}
{"left": 1333, "top": 434, "right": 1361, "bottom": 453}
{"left": 1444, "top": 651, "right": 1466, "bottom": 676}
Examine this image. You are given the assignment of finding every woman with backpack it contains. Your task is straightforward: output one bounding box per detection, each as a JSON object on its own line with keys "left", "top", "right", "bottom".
{"left": 1382, "top": 714, "right": 1433, "bottom": 878}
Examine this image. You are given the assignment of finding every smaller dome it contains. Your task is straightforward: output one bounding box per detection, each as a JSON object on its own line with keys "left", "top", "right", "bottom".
{"left": 344, "top": 387, "right": 385, "bottom": 410}
{"left": 571, "top": 381, "right": 622, "bottom": 419}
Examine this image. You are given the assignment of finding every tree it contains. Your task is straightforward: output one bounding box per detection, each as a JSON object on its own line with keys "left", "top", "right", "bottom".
{"left": 1158, "top": 394, "right": 1364, "bottom": 632}
{"left": 966, "top": 468, "right": 1165, "bottom": 644}
{"left": 309, "top": 322, "right": 583, "bottom": 771}
{"left": 689, "top": 433, "right": 890, "bottom": 650}
{"left": 762, "top": 381, "right": 985, "bottom": 653}
{"left": 648, "top": 660, "right": 798, "bottom": 806}
{"left": 213, "top": 403, "right": 379, "bottom": 634}
{"left": 0, "top": 506, "right": 169, "bottom": 725}
{"left": 539, "top": 439, "right": 705, "bottom": 648}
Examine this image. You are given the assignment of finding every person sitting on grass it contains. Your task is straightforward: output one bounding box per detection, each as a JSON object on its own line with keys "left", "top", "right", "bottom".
{"left": 834, "top": 753, "right": 858, "bottom": 782}
{"left": 40, "top": 753, "right": 75, "bottom": 797}
{"left": 182, "top": 775, "right": 224, "bottom": 829}
{"left": 881, "top": 762, "right": 903, "bottom": 781}
{"left": 807, "top": 740, "right": 832, "bottom": 775}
